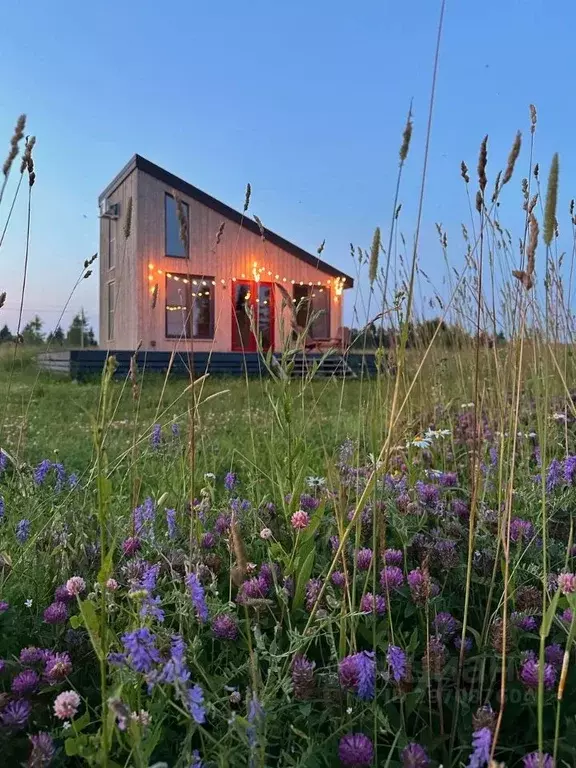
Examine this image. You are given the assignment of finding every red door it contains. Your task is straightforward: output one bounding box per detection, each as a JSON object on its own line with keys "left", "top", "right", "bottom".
{"left": 232, "top": 281, "right": 274, "bottom": 352}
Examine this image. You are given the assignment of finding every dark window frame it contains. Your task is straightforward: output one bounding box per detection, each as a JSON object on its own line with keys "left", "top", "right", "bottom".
{"left": 165, "top": 193, "right": 189, "bottom": 258}
{"left": 293, "top": 284, "right": 331, "bottom": 340}
{"left": 107, "top": 281, "right": 115, "bottom": 340}
{"left": 165, "top": 274, "right": 215, "bottom": 340}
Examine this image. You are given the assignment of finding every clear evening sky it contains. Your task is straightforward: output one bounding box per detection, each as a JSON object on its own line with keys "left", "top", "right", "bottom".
{"left": 0, "top": 0, "right": 572, "bottom": 337}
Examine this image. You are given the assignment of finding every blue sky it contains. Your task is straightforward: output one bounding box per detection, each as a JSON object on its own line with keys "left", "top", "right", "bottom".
{"left": 0, "top": 0, "right": 572, "bottom": 337}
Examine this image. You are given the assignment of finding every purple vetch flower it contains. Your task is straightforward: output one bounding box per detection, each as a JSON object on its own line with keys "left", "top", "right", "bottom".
{"left": 407, "top": 568, "right": 438, "bottom": 605}
{"left": 151, "top": 424, "right": 162, "bottom": 449}
{"left": 338, "top": 733, "right": 374, "bottom": 767}
{"left": 401, "top": 742, "right": 430, "bottom": 768}
{"left": 200, "top": 531, "right": 216, "bottom": 549}
{"left": 214, "top": 514, "right": 231, "bottom": 535}
{"left": 224, "top": 472, "right": 237, "bottom": 492}
{"left": 186, "top": 573, "right": 209, "bottom": 622}
{"left": 383, "top": 548, "right": 403, "bottom": 566}
{"left": 28, "top": 731, "right": 55, "bottom": 766}
{"left": 546, "top": 458, "right": 563, "bottom": 492}
{"left": 438, "top": 471, "right": 458, "bottom": 487}
{"left": 338, "top": 651, "right": 376, "bottom": 700}
{"left": 212, "top": 614, "right": 239, "bottom": 641}
{"left": 154, "top": 635, "right": 190, "bottom": 686}
{"left": 16, "top": 518, "right": 31, "bottom": 543}
{"left": 519, "top": 654, "right": 556, "bottom": 690}
{"left": 68, "top": 472, "right": 79, "bottom": 489}
{"left": 133, "top": 497, "right": 156, "bottom": 541}
{"left": 359, "top": 592, "right": 386, "bottom": 615}
{"left": 355, "top": 548, "right": 373, "bottom": 571}
{"left": 291, "top": 654, "right": 316, "bottom": 699}
{"left": 386, "top": 645, "right": 407, "bottom": 682}
{"left": 11, "top": 668, "right": 40, "bottom": 696}
{"left": 0, "top": 698, "right": 31, "bottom": 729}
{"left": 0, "top": 600, "right": 9, "bottom": 613}
{"left": 259, "top": 562, "right": 281, "bottom": 588}
{"left": 107, "top": 652, "right": 126, "bottom": 667}
{"left": 121, "top": 627, "right": 161, "bottom": 674}
{"left": 331, "top": 571, "right": 346, "bottom": 588}
{"left": 545, "top": 643, "right": 564, "bottom": 669}
{"left": 452, "top": 498, "right": 469, "bottom": 518}
{"left": 0, "top": 450, "right": 6, "bottom": 474}
{"left": 434, "top": 611, "right": 458, "bottom": 638}
{"left": 415, "top": 481, "right": 440, "bottom": 507}
{"left": 454, "top": 635, "right": 473, "bottom": 653}
{"left": 247, "top": 692, "right": 265, "bottom": 748}
{"left": 467, "top": 727, "right": 492, "bottom": 768}
{"left": 122, "top": 537, "right": 141, "bottom": 557}
{"left": 0, "top": 496, "right": 4, "bottom": 521}
{"left": 523, "top": 753, "right": 554, "bottom": 768}
{"left": 52, "top": 463, "right": 66, "bottom": 492}
{"left": 380, "top": 566, "right": 404, "bottom": 590}
{"left": 43, "top": 601, "right": 68, "bottom": 625}
{"left": 561, "top": 608, "right": 573, "bottom": 624}
{"left": 510, "top": 517, "right": 535, "bottom": 543}
{"left": 165, "top": 508, "right": 177, "bottom": 540}
{"left": 305, "top": 578, "right": 323, "bottom": 612}
{"left": 558, "top": 572, "right": 576, "bottom": 595}
{"left": 34, "top": 459, "right": 52, "bottom": 486}
{"left": 563, "top": 455, "right": 576, "bottom": 485}
{"left": 330, "top": 535, "right": 340, "bottom": 553}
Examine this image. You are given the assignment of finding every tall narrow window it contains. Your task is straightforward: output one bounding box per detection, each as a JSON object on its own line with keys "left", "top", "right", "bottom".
{"left": 107, "top": 281, "right": 115, "bottom": 340}
{"left": 165, "top": 275, "right": 214, "bottom": 339}
{"left": 165, "top": 194, "right": 189, "bottom": 258}
{"left": 293, "top": 285, "right": 330, "bottom": 339}
{"left": 108, "top": 217, "right": 116, "bottom": 269}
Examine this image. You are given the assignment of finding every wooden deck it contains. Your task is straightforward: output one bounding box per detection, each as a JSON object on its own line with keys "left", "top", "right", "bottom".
{"left": 36, "top": 350, "right": 385, "bottom": 380}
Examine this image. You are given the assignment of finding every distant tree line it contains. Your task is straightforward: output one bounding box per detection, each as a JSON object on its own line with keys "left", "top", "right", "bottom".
{"left": 0, "top": 309, "right": 97, "bottom": 348}
{"left": 345, "top": 317, "right": 506, "bottom": 350}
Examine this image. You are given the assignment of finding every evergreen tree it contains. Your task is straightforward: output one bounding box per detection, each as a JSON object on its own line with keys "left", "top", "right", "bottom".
{"left": 22, "top": 315, "right": 44, "bottom": 345}
{"left": 0, "top": 324, "right": 12, "bottom": 343}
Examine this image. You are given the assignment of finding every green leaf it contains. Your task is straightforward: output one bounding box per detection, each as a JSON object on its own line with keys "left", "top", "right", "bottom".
{"left": 78, "top": 598, "right": 104, "bottom": 660}
{"left": 541, "top": 588, "right": 561, "bottom": 638}
{"left": 64, "top": 738, "right": 79, "bottom": 757}
{"left": 293, "top": 549, "right": 315, "bottom": 612}
{"left": 98, "top": 546, "right": 115, "bottom": 585}
{"left": 69, "top": 614, "right": 83, "bottom": 630}
{"left": 72, "top": 710, "right": 91, "bottom": 733}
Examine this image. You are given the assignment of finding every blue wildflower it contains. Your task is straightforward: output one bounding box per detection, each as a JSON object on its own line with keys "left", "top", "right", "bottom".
{"left": 247, "top": 692, "right": 265, "bottom": 747}
{"left": 224, "top": 472, "right": 237, "bottom": 492}
{"left": 171, "top": 422, "right": 180, "bottom": 437}
{"left": 0, "top": 450, "right": 6, "bottom": 474}
{"left": 0, "top": 497, "right": 4, "bottom": 521}
{"left": 546, "top": 458, "right": 563, "bottom": 492}
{"left": 386, "top": 645, "right": 407, "bottom": 683}
{"left": 166, "top": 508, "right": 178, "bottom": 540}
{"left": 151, "top": 424, "right": 162, "bottom": 449}
{"left": 133, "top": 498, "right": 156, "bottom": 540}
{"left": 467, "top": 727, "right": 492, "bottom": 768}
{"left": 68, "top": 473, "right": 79, "bottom": 489}
{"left": 16, "top": 519, "right": 30, "bottom": 543}
{"left": 186, "top": 573, "right": 208, "bottom": 623}
{"left": 52, "top": 462, "right": 66, "bottom": 492}
{"left": 190, "top": 750, "right": 204, "bottom": 768}
{"left": 121, "top": 628, "right": 161, "bottom": 673}
{"left": 34, "top": 459, "right": 51, "bottom": 486}
{"left": 186, "top": 684, "right": 206, "bottom": 724}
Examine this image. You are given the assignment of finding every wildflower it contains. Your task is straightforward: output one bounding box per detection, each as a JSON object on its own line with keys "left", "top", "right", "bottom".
{"left": 306, "top": 475, "right": 326, "bottom": 489}
{"left": 511, "top": 612, "right": 538, "bottom": 632}
{"left": 165, "top": 508, "right": 177, "bottom": 540}
{"left": 383, "top": 548, "right": 403, "bottom": 566}
{"left": 564, "top": 455, "right": 576, "bottom": 485}
{"left": 200, "top": 531, "right": 216, "bottom": 549}
{"left": 34, "top": 459, "right": 52, "bottom": 485}
{"left": 291, "top": 510, "right": 309, "bottom": 530}
{"left": 467, "top": 727, "right": 492, "bottom": 768}
{"left": 0, "top": 600, "right": 8, "bottom": 613}
{"left": 214, "top": 514, "right": 230, "bottom": 535}
{"left": 43, "top": 601, "right": 68, "bottom": 624}
{"left": 1, "top": 699, "right": 32, "bottom": 729}
{"left": 338, "top": 733, "right": 374, "bottom": 767}
{"left": 516, "top": 586, "right": 542, "bottom": 611}
{"left": 552, "top": 412, "right": 567, "bottom": 422}
{"left": 424, "top": 635, "right": 447, "bottom": 675}
{"left": 25, "top": 598, "right": 33, "bottom": 608}
{"left": 66, "top": 576, "right": 86, "bottom": 597}
{"left": 133, "top": 497, "right": 156, "bottom": 540}
{"left": 0, "top": 450, "right": 6, "bottom": 474}
{"left": 20, "top": 646, "right": 45, "bottom": 665}
{"left": 68, "top": 473, "right": 79, "bottom": 489}
{"left": 54, "top": 690, "right": 81, "bottom": 720}
{"left": 212, "top": 614, "right": 238, "bottom": 641}
{"left": 425, "top": 428, "right": 451, "bottom": 440}
{"left": 190, "top": 750, "right": 204, "bottom": 768}
{"left": 106, "top": 578, "right": 118, "bottom": 591}
{"left": 407, "top": 435, "right": 432, "bottom": 450}
{"left": 122, "top": 537, "right": 141, "bottom": 557}
{"left": 260, "top": 527, "right": 273, "bottom": 540}
{"left": 454, "top": 635, "right": 473, "bottom": 653}
{"left": 545, "top": 643, "right": 564, "bottom": 669}
{"left": 331, "top": 571, "right": 346, "bottom": 588}
{"left": 407, "top": 568, "right": 436, "bottom": 606}
{"left": 171, "top": 421, "right": 180, "bottom": 437}
{"left": 247, "top": 692, "right": 265, "bottom": 747}
{"left": 305, "top": 578, "right": 322, "bottom": 612}
{"left": 151, "top": 424, "right": 162, "bottom": 449}
{"left": 401, "top": 743, "right": 430, "bottom": 768}
{"left": 16, "top": 519, "right": 31, "bottom": 543}
{"left": 121, "top": 627, "right": 161, "bottom": 674}
{"left": 12, "top": 669, "right": 40, "bottom": 696}
{"left": 291, "top": 654, "right": 315, "bottom": 699}
{"left": 472, "top": 704, "right": 496, "bottom": 732}
{"left": 186, "top": 573, "right": 209, "bottom": 622}
{"left": 523, "top": 753, "right": 554, "bottom": 768}
{"left": 28, "top": 732, "right": 55, "bottom": 767}
{"left": 356, "top": 548, "right": 373, "bottom": 571}
{"left": 546, "top": 459, "right": 563, "bottom": 492}
{"left": 44, "top": 651, "right": 72, "bottom": 684}
{"left": 415, "top": 481, "right": 440, "bottom": 507}
{"left": 558, "top": 572, "right": 576, "bottom": 595}
{"left": 359, "top": 592, "right": 386, "bottom": 615}
{"left": 519, "top": 654, "right": 556, "bottom": 690}
{"left": 561, "top": 608, "right": 573, "bottom": 624}
{"left": 299, "top": 493, "right": 320, "bottom": 511}
{"left": 237, "top": 576, "right": 269, "bottom": 604}
{"left": 224, "top": 472, "right": 237, "bottom": 492}
{"left": 338, "top": 651, "right": 376, "bottom": 700}
{"left": 386, "top": 645, "right": 407, "bottom": 683}
{"left": 510, "top": 517, "right": 534, "bottom": 543}
{"left": 433, "top": 611, "right": 458, "bottom": 638}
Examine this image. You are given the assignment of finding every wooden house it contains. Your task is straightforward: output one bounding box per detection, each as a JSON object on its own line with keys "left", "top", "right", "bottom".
{"left": 98, "top": 154, "right": 354, "bottom": 356}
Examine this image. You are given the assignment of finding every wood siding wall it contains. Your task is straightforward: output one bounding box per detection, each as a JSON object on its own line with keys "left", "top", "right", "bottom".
{"left": 98, "top": 169, "right": 139, "bottom": 350}
{"left": 134, "top": 170, "right": 344, "bottom": 353}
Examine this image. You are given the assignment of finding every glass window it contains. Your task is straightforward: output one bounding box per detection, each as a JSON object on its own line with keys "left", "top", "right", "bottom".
{"left": 108, "top": 217, "right": 116, "bottom": 269}
{"left": 107, "top": 281, "right": 115, "bottom": 340}
{"left": 293, "top": 285, "right": 330, "bottom": 339}
{"left": 165, "top": 193, "right": 189, "bottom": 257}
{"left": 165, "top": 275, "right": 214, "bottom": 339}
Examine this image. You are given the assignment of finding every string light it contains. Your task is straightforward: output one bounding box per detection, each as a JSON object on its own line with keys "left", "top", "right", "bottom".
{"left": 147, "top": 262, "right": 346, "bottom": 302}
